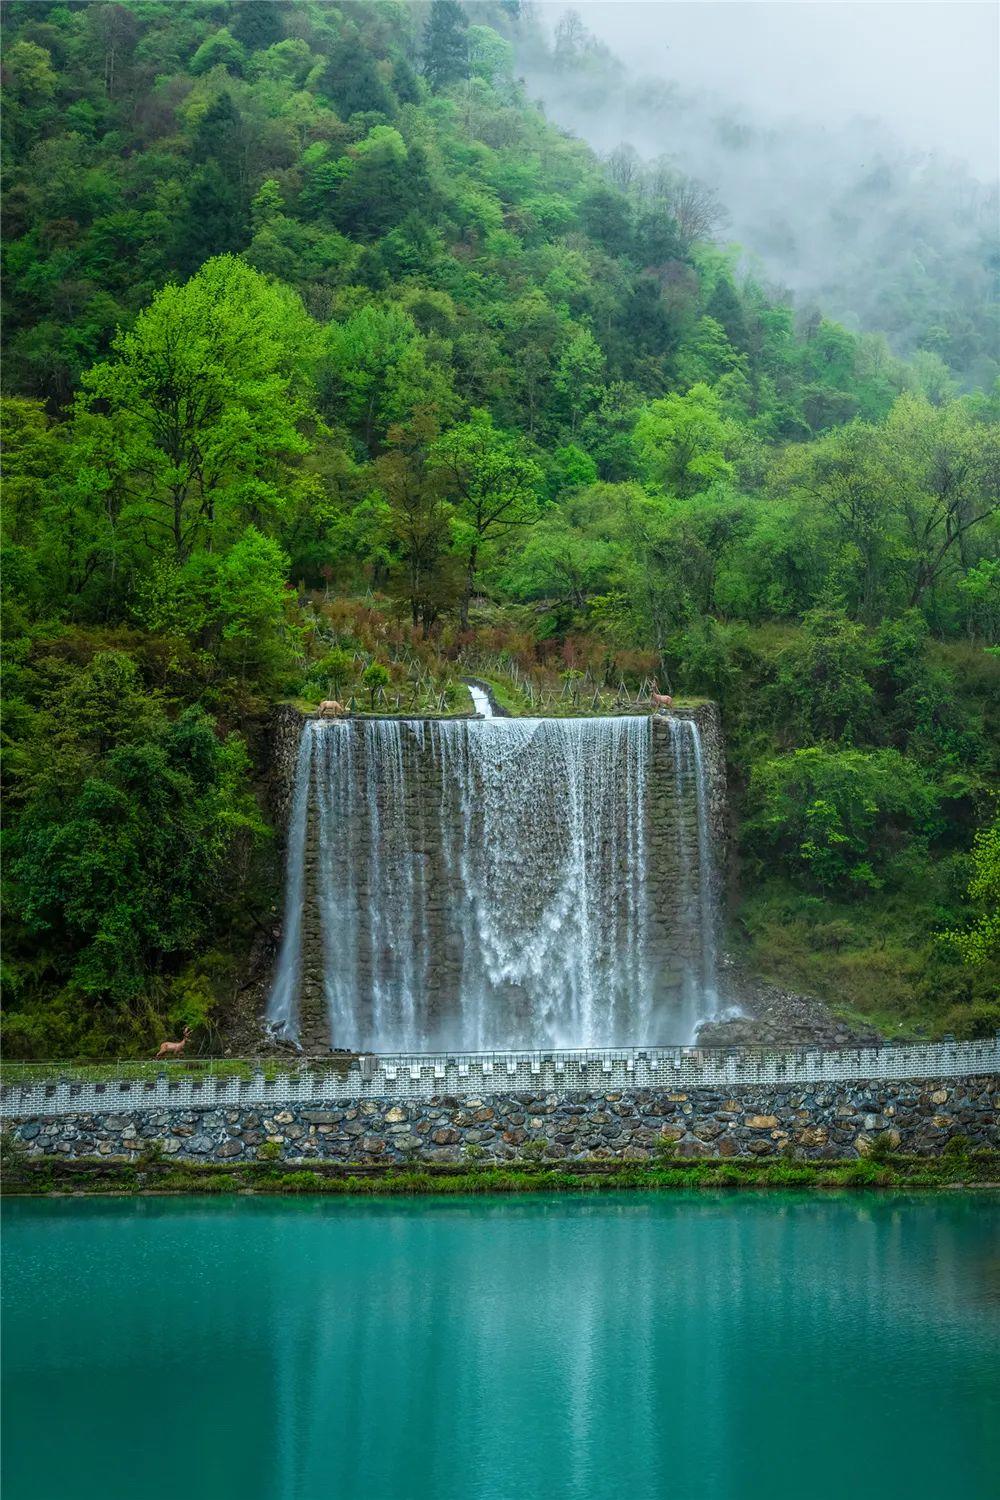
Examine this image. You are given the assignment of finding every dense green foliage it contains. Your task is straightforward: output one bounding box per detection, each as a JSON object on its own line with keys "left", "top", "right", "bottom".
{"left": 2, "top": 1, "right": 997, "bottom": 1054}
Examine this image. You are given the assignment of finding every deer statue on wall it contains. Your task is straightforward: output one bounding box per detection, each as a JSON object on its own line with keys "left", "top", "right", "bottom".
{"left": 154, "top": 1026, "right": 191, "bottom": 1061}
{"left": 649, "top": 682, "right": 674, "bottom": 713}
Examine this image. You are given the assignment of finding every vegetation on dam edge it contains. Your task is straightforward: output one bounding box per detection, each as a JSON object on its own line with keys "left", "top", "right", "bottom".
{"left": 4, "top": 1147, "right": 998, "bottom": 1198}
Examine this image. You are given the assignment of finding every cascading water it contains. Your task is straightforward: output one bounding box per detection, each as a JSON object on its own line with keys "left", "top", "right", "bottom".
{"left": 466, "top": 683, "right": 494, "bottom": 717}
{"left": 668, "top": 716, "right": 720, "bottom": 1040}
{"left": 267, "top": 715, "right": 720, "bottom": 1051}
{"left": 266, "top": 725, "right": 314, "bottom": 1042}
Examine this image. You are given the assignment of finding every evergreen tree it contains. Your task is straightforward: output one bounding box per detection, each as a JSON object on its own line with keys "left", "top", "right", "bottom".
{"left": 230, "top": 0, "right": 284, "bottom": 52}
{"left": 319, "top": 37, "right": 393, "bottom": 118}
{"left": 176, "top": 163, "right": 248, "bottom": 276}
{"left": 192, "top": 91, "right": 245, "bottom": 173}
{"left": 707, "top": 276, "right": 751, "bottom": 353}
{"left": 393, "top": 55, "right": 422, "bottom": 105}
{"left": 423, "top": 0, "right": 468, "bottom": 90}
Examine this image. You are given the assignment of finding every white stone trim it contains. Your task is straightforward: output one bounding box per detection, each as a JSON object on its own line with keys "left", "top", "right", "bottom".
{"left": 2, "top": 1038, "right": 997, "bottom": 1119}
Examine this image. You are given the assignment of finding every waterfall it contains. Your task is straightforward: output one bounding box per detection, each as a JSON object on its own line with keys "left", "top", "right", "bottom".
{"left": 266, "top": 725, "right": 315, "bottom": 1043}
{"left": 466, "top": 683, "right": 494, "bottom": 717}
{"left": 689, "top": 720, "right": 720, "bottom": 1012}
{"left": 267, "top": 715, "right": 721, "bottom": 1050}
{"left": 668, "top": 717, "right": 720, "bottom": 1041}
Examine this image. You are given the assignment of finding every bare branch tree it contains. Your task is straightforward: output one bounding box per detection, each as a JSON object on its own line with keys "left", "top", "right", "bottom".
{"left": 606, "top": 143, "right": 640, "bottom": 194}
{"left": 668, "top": 174, "right": 727, "bottom": 249}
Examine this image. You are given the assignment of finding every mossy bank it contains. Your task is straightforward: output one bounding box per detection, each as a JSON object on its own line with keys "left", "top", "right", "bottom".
{"left": 4, "top": 1152, "right": 998, "bottom": 1198}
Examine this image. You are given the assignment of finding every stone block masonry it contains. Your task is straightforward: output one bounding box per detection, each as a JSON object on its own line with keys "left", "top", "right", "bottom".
{"left": 9, "top": 1074, "right": 997, "bottom": 1165}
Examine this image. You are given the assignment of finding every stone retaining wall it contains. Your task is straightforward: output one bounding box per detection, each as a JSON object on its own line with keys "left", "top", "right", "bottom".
{"left": 8, "top": 1075, "right": 997, "bottom": 1165}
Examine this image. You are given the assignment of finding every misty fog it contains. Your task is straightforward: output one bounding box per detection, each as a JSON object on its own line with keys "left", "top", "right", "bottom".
{"left": 515, "top": 1, "right": 999, "bottom": 378}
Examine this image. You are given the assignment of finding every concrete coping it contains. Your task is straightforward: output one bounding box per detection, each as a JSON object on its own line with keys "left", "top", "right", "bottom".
{"left": 2, "top": 1038, "right": 997, "bottom": 1119}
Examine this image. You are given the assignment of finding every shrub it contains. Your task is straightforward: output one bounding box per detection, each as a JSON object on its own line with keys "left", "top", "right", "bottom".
{"left": 934, "top": 1001, "right": 1000, "bottom": 1040}
{"left": 866, "top": 1132, "right": 897, "bottom": 1164}
{"left": 745, "top": 746, "right": 942, "bottom": 893}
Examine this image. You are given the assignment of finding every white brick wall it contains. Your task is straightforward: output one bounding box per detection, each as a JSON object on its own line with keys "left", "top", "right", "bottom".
{"left": 2, "top": 1038, "right": 997, "bottom": 1118}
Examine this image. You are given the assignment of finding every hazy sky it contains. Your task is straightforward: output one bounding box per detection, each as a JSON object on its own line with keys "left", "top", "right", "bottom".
{"left": 538, "top": 2, "right": 999, "bottom": 180}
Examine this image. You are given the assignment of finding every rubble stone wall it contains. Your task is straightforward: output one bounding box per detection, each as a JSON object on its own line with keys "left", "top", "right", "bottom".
{"left": 10, "top": 1074, "right": 996, "bottom": 1164}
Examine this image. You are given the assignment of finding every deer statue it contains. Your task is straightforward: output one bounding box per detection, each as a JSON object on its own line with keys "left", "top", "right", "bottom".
{"left": 649, "top": 682, "right": 674, "bottom": 713}
{"left": 318, "top": 699, "right": 347, "bottom": 718}
{"left": 154, "top": 1026, "right": 191, "bottom": 1061}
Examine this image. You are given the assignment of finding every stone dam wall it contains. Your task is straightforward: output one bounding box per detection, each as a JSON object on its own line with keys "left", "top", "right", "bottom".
{"left": 5, "top": 1041, "right": 996, "bottom": 1165}
{"left": 270, "top": 704, "right": 728, "bottom": 1051}
{"left": 270, "top": 704, "right": 728, "bottom": 855}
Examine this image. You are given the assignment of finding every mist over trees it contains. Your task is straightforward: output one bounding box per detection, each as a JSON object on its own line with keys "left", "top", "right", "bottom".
{"left": 1, "top": 0, "right": 997, "bottom": 1056}
{"left": 516, "top": 4, "right": 1000, "bottom": 388}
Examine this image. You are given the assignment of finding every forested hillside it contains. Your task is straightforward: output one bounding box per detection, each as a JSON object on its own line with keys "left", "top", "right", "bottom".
{"left": 517, "top": 8, "right": 1000, "bottom": 388}
{"left": 2, "top": 0, "right": 998, "bottom": 1057}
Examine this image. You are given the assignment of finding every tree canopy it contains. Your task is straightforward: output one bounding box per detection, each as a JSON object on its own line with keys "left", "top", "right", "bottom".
{"left": 2, "top": 0, "right": 997, "bottom": 1053}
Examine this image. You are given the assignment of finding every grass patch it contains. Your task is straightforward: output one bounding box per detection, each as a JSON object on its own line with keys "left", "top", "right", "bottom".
{"left": 734, "top": 873, "right": 1000, "bottom": 1039}
{"left": 0, "top": 1055, "right": 364, "bottom": 1088}
{"left": 4, "top": 1152, "right": 997, "bottom": 1198}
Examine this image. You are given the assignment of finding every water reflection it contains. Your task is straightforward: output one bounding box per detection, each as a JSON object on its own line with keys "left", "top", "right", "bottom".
{"left": 3, "top": 1194, "right": 998, "bottom": 1500}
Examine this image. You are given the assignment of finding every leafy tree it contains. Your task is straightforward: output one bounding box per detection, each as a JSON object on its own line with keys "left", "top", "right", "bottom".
{"left": 75, "top": 257, "right": 315, "bottom": 561}
{"left": 211, "top": 527, "right": 296, "bottom": 684}
{"left": 375, "top": 416, "right": 456, "bottom": 631}
{"left": 944, "top": 815, "right": 1000, "bottom": 967}
{"left": 10, "top": 703, "right": 263, "bottom": 1010}
{"left": 746, "top": 747, "right": 942, "bottom": 893}
{"left": 555, "top": 327, "right": 605, "bottom": 435}
{"left": 633, "top": 383, "right": 740, "bottom": 497}
{"left": 547, "top": 443, "right": 599, "bottom": 497}
{"left": 770, "top": 609, "right": 876, "bottom": 745}
{"left": 880, "top": 394, "right": 1000, "bottom": 607}
{"left": 322, "top": 302, "right": 454, "bottom": 453}
{"left": 315, "top": 647, "right": 355, "bottom": 700}
{"left": 674, "top": 317, "right": 748, "bottom": 397}
{"left": 467, "top": 25, "right": 514, "bottom": 90}
{"left": 780, "top": 419, "right": 898, "bottom": 622}
{"left": 190, "top": 27, "right": 246, "bottom": 76}
{"left": 503, "top": 487, "right": 621, "bottom": 619}
{"left": 0, "top": 397, "right": 63, "bottom": 549}
{"left": 429, "top": 411, "right": 543, "bottom": 625}
{"left": 362, "top": 661, "right": 391, "bottom": 708}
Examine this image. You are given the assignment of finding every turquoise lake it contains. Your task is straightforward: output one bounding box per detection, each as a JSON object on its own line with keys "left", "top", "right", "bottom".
{"left": 3, "top": 1193, "right": 998, "bottom": 1500}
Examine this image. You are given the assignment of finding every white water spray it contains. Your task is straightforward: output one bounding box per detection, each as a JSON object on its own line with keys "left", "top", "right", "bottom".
{"left": 267, "top": 715, "right": 720, "bottom": 1050}
{"left": 267, "top": 725, "right": 315, "bottom": 1043}
{"left": 466, "top": 683, "right": 494, "bottom": 717}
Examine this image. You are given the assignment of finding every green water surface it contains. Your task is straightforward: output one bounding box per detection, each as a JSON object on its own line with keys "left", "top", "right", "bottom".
{"left": 2, "top": 1193, "right": 998, "bottom": 1500}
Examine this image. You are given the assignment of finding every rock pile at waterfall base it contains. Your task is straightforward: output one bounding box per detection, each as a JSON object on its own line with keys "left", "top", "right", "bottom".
{"left": 697, "top": 962, "right": 883, "bottom": 1050}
